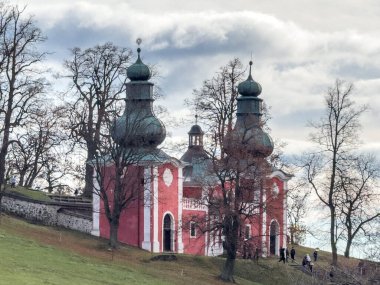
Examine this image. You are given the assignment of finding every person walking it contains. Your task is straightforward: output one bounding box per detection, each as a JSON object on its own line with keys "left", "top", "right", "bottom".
{"left": 313, "top": 249, "right": 318, "bottom": 261}
{"left": 10, "top": 176, "right": 16, "bottom": 188}
{"left": 278, "top": 247, "right": 286, "bottom": 263}
{"left": 306, "top": 253, "right": 311, "bottom": 266}
{"left": 309, "top": 262, "right": 314, "bottom": 273}
{"left": 290, "top": 247, "right": 296, "bottom": 262}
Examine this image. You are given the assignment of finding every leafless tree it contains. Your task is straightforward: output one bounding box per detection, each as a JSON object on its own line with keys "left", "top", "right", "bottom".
{"left": 0, "top": 3, "right": 47, "bottom": 212}
{"left": 287, "top": 179, "right": 310, "bottom": 245}
{"left": 336, "top": 154, "right": 380, "bottom": 258}
{"left": 184, "top": 127, "right": 275, "bottom": 282}
{"left": 64, "top": 42, "right": 132, "bottom": 198}
{"left": 300, "top": 79, "right": 369, "bottom": 265}
{"left": 7, "top": 105, "right": 65, "bottom": 188}
{"left": 93, "top": 91, "right": 165, "bottom": 248}
{"left": 184, "top": 58, "right": 281, "bottom": 282}
{"left": 186, "top": 58, "right": 245, "bottom": 155}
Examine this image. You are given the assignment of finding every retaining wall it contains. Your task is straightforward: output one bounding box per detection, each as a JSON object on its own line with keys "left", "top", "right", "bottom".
{"left": 2, "top": 194, "right": 92, "bottom": 234}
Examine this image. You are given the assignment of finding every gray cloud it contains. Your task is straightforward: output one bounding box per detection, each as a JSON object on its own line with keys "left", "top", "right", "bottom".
{"left": 14, "top": 0, "right": 380, "bottom": 159}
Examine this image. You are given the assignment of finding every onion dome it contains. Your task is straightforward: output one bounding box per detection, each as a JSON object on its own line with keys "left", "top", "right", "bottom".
{"left": 111, "top": 106, "right": 166, "bottom": 148}
{"left": 237, "top": 61, "right": 262, "bottom": 97}
{"left": 226, "top": 121, "right": 274, "bottom": 157}
{"left": 225, "top": 60, "right": 273, "bottom": 157}
{"left": 127, "top": 47, "right": 151, "bottom": 81}
{"left": 111, "top": 47, "right": 165, "bottom": 148}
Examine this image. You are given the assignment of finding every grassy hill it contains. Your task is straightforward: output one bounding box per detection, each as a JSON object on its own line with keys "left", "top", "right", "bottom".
{"left": 0, "top": 213, "right": 372, "bottom": 285}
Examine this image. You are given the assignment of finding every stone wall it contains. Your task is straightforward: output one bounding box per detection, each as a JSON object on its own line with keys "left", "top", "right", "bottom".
{"left": 2, "top": 194, "right": 92, "bottom": 234}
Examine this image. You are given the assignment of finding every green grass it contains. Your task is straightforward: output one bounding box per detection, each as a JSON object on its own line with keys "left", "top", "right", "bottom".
{"left": 4, "top": 186, "right": 51, "bottom": 202}
{"left": 0, "top": 215, "right": 320, "bottom": 285}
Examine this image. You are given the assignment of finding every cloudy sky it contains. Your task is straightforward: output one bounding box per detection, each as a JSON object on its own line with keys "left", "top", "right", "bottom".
{"left": 14, "top": 0, "right": 380, "bottom": 158}
{"left": 12, "top": 0, "right": 379, "bottom": 257}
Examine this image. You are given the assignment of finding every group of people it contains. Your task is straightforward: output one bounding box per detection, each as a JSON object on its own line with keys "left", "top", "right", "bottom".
{"left": 278, "top": 247, "right": 319, "bottom": 273}
{"left": 302, "top": 250, "right": 318, "bottom": 272}
{"left": 278, "top": 247, "right": 296, "bottom": 263}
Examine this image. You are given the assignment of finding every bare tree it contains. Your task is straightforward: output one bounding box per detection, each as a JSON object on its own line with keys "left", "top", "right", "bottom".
{"left": 300, "top": 79, "right": 368, "bottom": 265}
{"left": 183, "top": 132, "right": 274, "bottom": 282}
{"left": 93, "top": 103, "right": 164, "bottom": 248}
{"left": 186, "top": 58, "right": 245, "bottom": 155}
{"left": 7, "top": 105, "right": 65, "bottom": 188}
{"left": 39, "top": 149, "right": 72, "bottom": 193}
{"left": 336, "top": 154, "right": 380, "bottom": 258}
{"left": 184, "top": 59, "right": 278, "bottom": 282}
{"left": 64, "top": 42, "right": 132, "bottom": 198}
{"left": 287, "top": 180, "right": 310, "bottom": 245}
{"left": 0, "top": 3, "right": 47, "bottom": 211}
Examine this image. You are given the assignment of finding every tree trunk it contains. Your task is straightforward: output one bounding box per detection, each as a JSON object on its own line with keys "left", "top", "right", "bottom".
{"left": 220, "top": 255, "right": 236, "bottom": 282}
{"left": 290, "top": 228, "right": 295, "bottom": 245}
{"left": 330, "top": 209, "right": 338, "bottom": 265}
{"left": 109, "top": 219, "right": 119, "bottom": 249}
{"left": 220, "top": 214, "right": 238, "bottom": 282}
{"left": 344, "top": 238, "right": 352, "bottom": 258}
{"left": 83, "top": 163, "right": 94, "bottom": 198}
{"left": 0, "top": 193, "right": 3, "bottom": 215}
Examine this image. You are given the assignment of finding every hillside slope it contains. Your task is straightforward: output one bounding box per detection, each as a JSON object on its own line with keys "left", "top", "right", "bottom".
{"left": 0, "top": 214, "right": 366, "bottom": 285}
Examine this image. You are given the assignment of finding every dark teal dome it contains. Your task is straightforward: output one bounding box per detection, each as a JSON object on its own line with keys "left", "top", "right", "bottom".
{"left": 224, "top": 60, "right": 273, "bottom": 158}
{"left": 111, "top": 108, "right": 166, "bottom": 148}
{"left": 225, "top": 125, "right": 274, "bottom": 158}
{"left": 112, "top": 47, "right": 165, "bottom": 148}
{"left": 127, "top": 48, "right": 151, "bottom": 81}
{"left": 237, "top": 61, "right": 262, "bottom": 97}
{"left": 188, "top": 124, "right": 203, "bottom": 135}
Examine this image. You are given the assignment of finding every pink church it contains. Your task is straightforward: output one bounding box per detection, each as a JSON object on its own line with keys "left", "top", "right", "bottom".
{"left": 91, "top": 47, "right": 292, "bottom": 257}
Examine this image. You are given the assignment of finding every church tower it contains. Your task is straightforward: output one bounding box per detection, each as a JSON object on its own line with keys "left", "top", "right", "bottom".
{"left": 112, "top": 46, "right": 166, "bottom": 148}
{"left": 92, "top": 44, "right": 185, "bottom": 254}
{"left": 226, "top": 60, "right": 274, "bottom": 157}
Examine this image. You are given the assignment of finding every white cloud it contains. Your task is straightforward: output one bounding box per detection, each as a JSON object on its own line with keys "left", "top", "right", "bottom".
{"left": 13, "top": 0, "right": 380, "bottom": 159}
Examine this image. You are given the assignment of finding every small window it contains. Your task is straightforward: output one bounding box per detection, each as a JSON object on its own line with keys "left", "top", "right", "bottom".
{"left": 190, "top": 222, "right": 196, "bottom": 238}
{"left": 245, "top": 225, "right": 251, "bottom": 240}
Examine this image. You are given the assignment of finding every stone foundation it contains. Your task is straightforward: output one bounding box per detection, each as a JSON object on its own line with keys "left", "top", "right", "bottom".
{"left": 2, "top": 194, "right": 92, "bottom": 234}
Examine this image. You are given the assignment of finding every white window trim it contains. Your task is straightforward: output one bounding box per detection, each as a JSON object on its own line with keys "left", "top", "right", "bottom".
{"left": 245, "top": 224, "right": 251, "bottom": 240}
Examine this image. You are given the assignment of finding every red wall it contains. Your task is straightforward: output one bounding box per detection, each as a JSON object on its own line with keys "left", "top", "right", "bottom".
{"left": 99, "top": 164, "right": 144, "bottom": 247}
{"left": 156, "top": 163, "right": 180, "bottom": 252}
{"left": 182, "top": 210, "right": 207, "bottom": 255}
{"left": 264, "top": 177, "right": 285, "bottom": 254}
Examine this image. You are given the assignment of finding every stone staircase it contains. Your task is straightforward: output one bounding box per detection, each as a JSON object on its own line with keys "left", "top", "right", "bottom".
{"left": 288, "top": 261, "right": 336, "bottom": 284}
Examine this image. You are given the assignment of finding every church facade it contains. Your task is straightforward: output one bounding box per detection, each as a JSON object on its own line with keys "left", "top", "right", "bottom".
{"left": 91, "top": 47, "right": 291, "bottom": 257}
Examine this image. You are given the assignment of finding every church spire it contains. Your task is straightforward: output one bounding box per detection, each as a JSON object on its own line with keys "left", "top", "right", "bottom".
{"left": 188, "top": 115, "right": 204, "bottom": 148}
{"left": 111, "top": 40, "right": 166, "bottom": 148}
{"left": 227, "top": 60, "right": 273, "bottom": 157}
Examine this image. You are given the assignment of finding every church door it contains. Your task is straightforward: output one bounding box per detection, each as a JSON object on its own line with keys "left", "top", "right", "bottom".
{"left": 163, "top": 214, "right": 172, "bottom": 252}
{"left": 270, "top": 221, "right": 279, "bottom": 255}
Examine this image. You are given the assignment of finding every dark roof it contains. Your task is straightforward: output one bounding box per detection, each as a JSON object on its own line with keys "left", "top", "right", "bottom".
{"left": 188, "top": 124, "right": 204, "bottom": 135}
{"left": 180, "top": 146, "right": 208, "bottom": 163}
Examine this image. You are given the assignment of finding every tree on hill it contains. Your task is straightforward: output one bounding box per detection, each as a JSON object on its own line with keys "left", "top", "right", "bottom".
{"left": 186, "top": 58, "right": 245, "bottom": 156}
{"left": 0, "top": 3, "right": 47, "bottom": 212}
{"left": 287, "top": 179, "right": 310, "bottom": 245}
{"left": 299, "top": 79, "right": 378, "bottom": 265}
{"left": 7, "top": 105, "right": 66, "bottom": 189}
{"left": 336, "top": 153, "right": 379, "bottom": 258}
{"left": 184, "top": 59, "right": 280, "bottom": 282}
{"left": 92, "top": 104, "right": 163, "bottom": 248}
{"left": 64, "top": 43, "right": 132, "bottom": 198}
